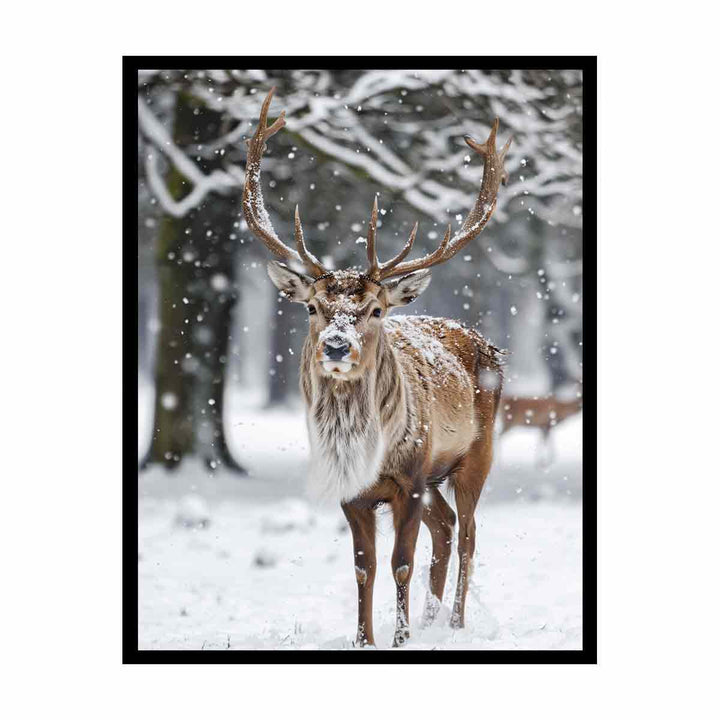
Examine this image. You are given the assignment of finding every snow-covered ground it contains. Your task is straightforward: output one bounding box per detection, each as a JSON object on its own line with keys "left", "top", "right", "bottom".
{"left": 138, "top": 386, "right": 583, "bottom": 651}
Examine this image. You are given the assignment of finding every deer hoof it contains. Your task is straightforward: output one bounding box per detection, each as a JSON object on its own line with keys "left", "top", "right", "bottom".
{"left": 392, "top": 630, "right": 410, "bottom": 648}
{"left": 355, "top": 623, "right": 374, "bottom": 648}
{"left": 421, "top": 593, "right": 442, "bottom": 628}
{"left": 450, "top": 613, "right": 465, "bottom": 630}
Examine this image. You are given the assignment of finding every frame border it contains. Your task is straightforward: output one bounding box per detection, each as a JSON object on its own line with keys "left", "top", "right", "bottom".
{"left": 124, "top": 55, "right": 597, "bottom": 664}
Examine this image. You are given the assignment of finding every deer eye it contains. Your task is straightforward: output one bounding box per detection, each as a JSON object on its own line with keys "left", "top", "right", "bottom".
{"left": 371, "top": 307, "right": 382, "bottom": 318}
{"left": 307, "top": 305, "right": 317, "bottom": 315}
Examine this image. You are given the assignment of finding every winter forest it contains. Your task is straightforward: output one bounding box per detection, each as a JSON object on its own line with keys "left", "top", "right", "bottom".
{"left": 137, "top": 68, "right": 584, "bottom": 651}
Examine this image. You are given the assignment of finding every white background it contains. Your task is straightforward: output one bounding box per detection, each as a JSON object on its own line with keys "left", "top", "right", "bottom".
{"left": 3, "top": 2, "right": 719, "bottom": 717}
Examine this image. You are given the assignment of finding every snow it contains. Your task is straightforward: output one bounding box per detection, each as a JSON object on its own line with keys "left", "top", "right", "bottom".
{"left": 385, "top": 315, "right": 470, "bottom": 383}
{"left": 138, "top": 495, "right": 581, "bottom": 651}
{"left": 139, "top": 68, "right": 582, "bottom": 235}
{"left": 318, "top": 311, "right": 361, "bottom": 353}
{"left": 138, "top": 388, "right": 583, "bottom": 651}
{"left": 138, "top": 97, "right": 237, "bottom": 218}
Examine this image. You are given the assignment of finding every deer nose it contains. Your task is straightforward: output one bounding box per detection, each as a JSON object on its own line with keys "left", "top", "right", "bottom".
{"left": 324, "top": 340, "right": 350, "bottom": 361}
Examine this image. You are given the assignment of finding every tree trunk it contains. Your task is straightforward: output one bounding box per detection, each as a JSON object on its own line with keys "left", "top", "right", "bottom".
{"left": 141, "top": 90, "right": 244, "bottom": 474}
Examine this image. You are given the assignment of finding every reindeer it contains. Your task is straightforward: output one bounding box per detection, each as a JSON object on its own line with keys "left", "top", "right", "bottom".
{"left": 242, "top": 88, "right": 512, "bottom": 647}
{"left": 500, "top": 394, "right": 583, "bottom": 466}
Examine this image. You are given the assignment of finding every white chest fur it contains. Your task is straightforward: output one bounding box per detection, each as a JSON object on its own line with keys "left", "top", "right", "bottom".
{"left": 305, "top": 382, "right": 385, "bottom": 504}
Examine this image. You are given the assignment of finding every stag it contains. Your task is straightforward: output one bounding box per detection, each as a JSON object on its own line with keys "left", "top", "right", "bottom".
{"left": 242, "top": 88, "right": 512, "bottom": 647}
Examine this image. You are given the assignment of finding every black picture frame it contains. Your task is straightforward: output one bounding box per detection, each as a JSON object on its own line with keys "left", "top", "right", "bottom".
{"left": 124, "top": 56, "right": 597, "bottom": 664}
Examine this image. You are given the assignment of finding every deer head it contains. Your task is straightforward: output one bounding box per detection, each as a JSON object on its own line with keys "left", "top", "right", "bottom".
{"left": 242, "top": 87, "right": 512, "bottom": 382}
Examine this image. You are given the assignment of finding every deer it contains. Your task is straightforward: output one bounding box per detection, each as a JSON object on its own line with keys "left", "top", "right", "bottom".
{"left": 500, "top": 394, "right": 583, "bottom": 467}
{"left": 242, "top": 88, "right": 512, "bottom": 648}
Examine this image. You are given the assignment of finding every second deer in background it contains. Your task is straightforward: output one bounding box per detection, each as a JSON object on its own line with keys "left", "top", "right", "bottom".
{"left": 500, "top": 394, "right": 583, "bottom": 467}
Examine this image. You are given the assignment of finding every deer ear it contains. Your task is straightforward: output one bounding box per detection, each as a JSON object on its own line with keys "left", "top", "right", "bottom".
{"left": 383, "top": 269, "right": 432, "bottom": 307}
{"left": 267, "top": 261, "right": 314, "bottom": 303}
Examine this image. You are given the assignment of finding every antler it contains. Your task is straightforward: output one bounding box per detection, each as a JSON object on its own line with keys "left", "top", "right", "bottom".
{"left": 365, "top": 196, "right": 419, "bottom": 281}
{"left": 370, "top": 118, "right": 512, "bottom": 281}
{"left": 294, "top": 205, "right": 326, "bottom": 277}
{"left": 242, "top": 87, "right": 327, "bottom": 277}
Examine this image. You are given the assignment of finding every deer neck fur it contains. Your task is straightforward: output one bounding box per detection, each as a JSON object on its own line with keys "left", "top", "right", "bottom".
{"left": 301, "top": 329, "right": 410, "bottom": 504}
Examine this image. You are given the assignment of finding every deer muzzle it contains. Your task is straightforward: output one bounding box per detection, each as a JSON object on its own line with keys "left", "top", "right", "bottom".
{"left": 323, "top": 337, "right": 350, "bottom": 361}
{"left": 317, "top": 332, "right": 360, "bottom": 375}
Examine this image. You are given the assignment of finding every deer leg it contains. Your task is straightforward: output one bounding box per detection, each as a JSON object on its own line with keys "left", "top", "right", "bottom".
{"left": 451, "top": 486, "right": 479, "bottom": 629}
{"left": 341, "top": 502, "right": 377, "bottom": 647}
{"left": 536, "top": 426, "right": 552, "bottom": 469}
{"left": 544, "top": 427, "right": 554, "bottom": 466}
{"left": 451, "top": 441, "right": 491, "bottom": 629}
{"left": 420, "top": 488, "right": 456, "bottom": 627}
{"left": 390, "top": 489, "right": 424, "bottom": 647}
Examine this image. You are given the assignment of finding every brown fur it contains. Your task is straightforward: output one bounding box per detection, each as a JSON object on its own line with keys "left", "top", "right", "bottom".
{"left": 501, "top": 395, "right": 582, "bottom": 439}
{"left": 290, "top": 270, "right": 504, "bottom": 646}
